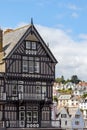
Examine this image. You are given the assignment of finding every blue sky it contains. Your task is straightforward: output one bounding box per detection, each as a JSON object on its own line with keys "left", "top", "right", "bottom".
{"left": 1, "top": 0, "right": 87, "bottom": 81}
{"left": 0, "top": 0, "right": 87, "bottom": 35}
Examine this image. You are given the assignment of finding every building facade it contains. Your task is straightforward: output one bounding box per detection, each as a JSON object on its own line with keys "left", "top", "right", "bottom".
{"left": 0, "top": 22, "right": 59, "bottom": 129}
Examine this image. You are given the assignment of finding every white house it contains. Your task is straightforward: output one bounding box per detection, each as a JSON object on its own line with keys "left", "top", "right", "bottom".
{"left": 73, "top": 89, "right": 86, "bottom": 96}
{"left": 79, "top": 98, "right": 87, "bottom": 119}
{"left": 58, "top": 94, "right": 71, "bottom": 107}
{"left": 68, "top": 107, "right": 84, "bottom": 130}
{"left": 64, "top": 82, "right": 76, "bottom": 90}
{"left": 68, "top": 96, "right": 80, "bottom": 107}
{"left": 56, "top": 107, "right": 85, "bottom": 130}
{"left": 56, "top": 107, "right": 71, "bottom": 129}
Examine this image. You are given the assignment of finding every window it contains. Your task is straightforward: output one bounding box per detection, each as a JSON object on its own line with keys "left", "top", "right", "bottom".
{"left": 61, "top": 114, "right": 67, "bottom": 118}
{"left": 42, "top": 111, "right": 50, "bottom": 120}
{"left": 22, "top": 56, "right": 40, "bottom": 73}
{"left": 23, "top": 60, "right": 28, "bottom": 72}
{"left": 33, "top": 111, "right": 38, "bottom": 123}
{"left": 29, "top": 60, "right": 34, "bottom": 73}
{"left": 65, "top": 121, "right": 67, "bottom": 125}
{"left": 75, "top": 114, "right": 80, "bottom": 118}
{"left": 12, "top": 85, "right": 17, "bottom": 95}
{"left": 32, "top": 42, "right": 36, "bottom": 49}
{"left": 26, "top": 41, "right": 37, "bottom": 55}
{"left": 19, "top": 111, "right": 25, "bottom": 121}
{"left": 75, "top": 121, "right": 79, "bottom": 125}
{"left": 26, "top": 41, "right": 31, "bottom": 49}
{"left": 18, "top": 85, "right": 23, "bottom": 93}
{"left": 35, "top": 62, "right": 39, "bottom": 73}
{"left": 27, "top": 111, "right": 32, "bottom": 122}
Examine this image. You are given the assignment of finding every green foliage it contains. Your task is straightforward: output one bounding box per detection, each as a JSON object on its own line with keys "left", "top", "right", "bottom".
{"left": 82, "top": 93, "right": 87, "bottom": 98}
{"left": 80, "top": 109, "right": 83, "bottom": 113}
{"left": 55, "top": 75, "right": 81, "bottom": 84}
{"left": 55, "top": 75, "right": 65, "bottom": 84}
{"left": 71, "top": 75, "right": 80, "bottom": 84}
{"left": 53, "top": 96, "right": 58, "bottom": 102}
{"left": 58, "top": 89, "right": 73, "bottom": 94}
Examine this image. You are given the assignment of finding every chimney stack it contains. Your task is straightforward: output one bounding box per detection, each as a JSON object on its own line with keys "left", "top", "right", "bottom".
{"left": 0, "top": 29, "right": 3, "bottom": 52}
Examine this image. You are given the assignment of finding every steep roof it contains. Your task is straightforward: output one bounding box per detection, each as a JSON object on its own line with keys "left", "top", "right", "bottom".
{"left": 3, "top": 25, "right": 30, "bottom": 58}
{"left": 3, "top": 24, "right": 57, "bottom": 63}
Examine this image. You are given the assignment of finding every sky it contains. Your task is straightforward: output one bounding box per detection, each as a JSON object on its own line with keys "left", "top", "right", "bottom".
{"left": 0, "top": 0, "right": 87, "bottom": 81}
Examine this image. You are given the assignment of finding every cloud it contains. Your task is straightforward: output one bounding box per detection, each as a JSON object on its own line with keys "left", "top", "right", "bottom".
{"left": 68, "top": 4, "right": 80, "bottom": 10}
{"left": 71, "top": 12, "right": 79, "bottom": 18}
{"left": 15, "top": 22, "right": 87, "bottom": 81}
{"left": 35, "top": 24, "right": 87, "bottom": 81}
{"left": 78, "top": 34, "right": 87, "bottom": 40}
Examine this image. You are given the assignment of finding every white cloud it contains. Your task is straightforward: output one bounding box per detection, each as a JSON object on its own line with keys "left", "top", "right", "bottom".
{"left": 15, "top": 22, "right": 87, "bottom": 81}
{"left": 71, "top": 12, "right": 79, "bottom": 18}
{"left": 36, "top": 25, "right": 87, "bottom": 81}
{"left": 78, "top": 34, "right": 87, "bottom": 40}
{"left": 68, "top": 4, "right": 80, "bottom": 10}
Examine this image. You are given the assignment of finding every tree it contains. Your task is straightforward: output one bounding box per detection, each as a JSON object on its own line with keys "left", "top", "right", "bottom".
{"left": 71, "top": 75, "right": 80, "bottom": 84}
{"left": 53, "top": 96, "right": 58, "bottom": 103}
{"left": 61, "top": 75, "right": 65, "bottom": 84}
{"left": 55, "top": 75, "right": 65, "bottom": 84}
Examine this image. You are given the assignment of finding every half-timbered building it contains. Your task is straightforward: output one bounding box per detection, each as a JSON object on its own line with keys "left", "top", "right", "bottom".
{"left": 0, "top": 21, "right": 62, "bottom": 130}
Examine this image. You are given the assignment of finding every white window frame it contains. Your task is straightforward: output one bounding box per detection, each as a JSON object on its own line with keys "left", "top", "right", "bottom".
{"left": 19, "top": 111, "right": 25, "bottom": 120}
{"left": 26, "top": 41, "right": 31, "bottom": 49}
{"left": 32, "top": 42, "right": 36, "bottom": 49}
{"left": 23, "top": 60, "right": 28, "bottom": 72}
{"left": 27, "top": 111, "right": 32, "bottom": 123}
{"left": 33, "top": 111, "right": 38, "bottom": 123}
{"left": 29, "top": 61, "right": 34, "bottom": 73}
{"left": 35, "top": 62, "right": 39, "bottom": 73}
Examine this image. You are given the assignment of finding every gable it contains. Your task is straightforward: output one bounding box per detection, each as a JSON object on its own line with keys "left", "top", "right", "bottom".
{"left": 3, "top": 24, "right": 57, "bottom": 63}
{"left": 25, "top": 33, "right": 39, "bottom": 42}
{"left": 57, "top": 107, "right": 70, "bottom": 118}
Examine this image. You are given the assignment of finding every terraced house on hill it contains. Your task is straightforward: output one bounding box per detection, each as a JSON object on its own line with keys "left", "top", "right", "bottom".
{"left": 0, "top": 21, "right": 63, "bottom": 130}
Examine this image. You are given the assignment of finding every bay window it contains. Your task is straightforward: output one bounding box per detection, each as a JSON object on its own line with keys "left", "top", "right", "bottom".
{"left": 22, "top": 56, "right": 40, "bottom": 73}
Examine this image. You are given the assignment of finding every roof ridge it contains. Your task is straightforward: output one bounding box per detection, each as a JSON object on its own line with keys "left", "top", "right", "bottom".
{"left": 14, "top": 24, "right": 30, "bottom": 32}
{"left": 4, "top": 24, "right": 30, "bottom": 34}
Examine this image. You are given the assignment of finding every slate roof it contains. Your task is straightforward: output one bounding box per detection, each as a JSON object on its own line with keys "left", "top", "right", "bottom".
{"left": 3, "top": 25, "right": 30, "bottom": 58}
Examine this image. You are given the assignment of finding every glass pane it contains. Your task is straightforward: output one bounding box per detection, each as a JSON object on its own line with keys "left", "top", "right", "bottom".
{"left": 42, "top": 86, "right": 46, "bottom": 94}
{"left": 29, "top": 61, "right": 34, "bottom": 73}
{"left": 26, "top": 41, "right": 31, "bottom": 49}
{"left": 35, "top": 62, "right": 39, "bottom": 73}
{"left": 27, "top": 111, "right": 32, "bottom": 122}
{"left": 23, "top": 60, "right": 28, "bottom": 72}
{"left": 23, "top": 56, "right": 28, "bottom": 60}
{"left": 32, "top": 42, "right": 36, "bottom": 49}
{"left": 36, "top": 86, "right": 41, "bottom": 93}
{"left": 19, "top": 111, "right": 25, "bottom": 120}
{"left": 12, "top": 85, "right": 17, "bottom": 95}
{"left": 33, "top": 112, "right": 38, "bottom": 122}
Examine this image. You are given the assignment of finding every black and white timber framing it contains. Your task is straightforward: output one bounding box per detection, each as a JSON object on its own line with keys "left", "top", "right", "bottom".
{"left": 0, "top": 21, "right": 62, "bottom": 129}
